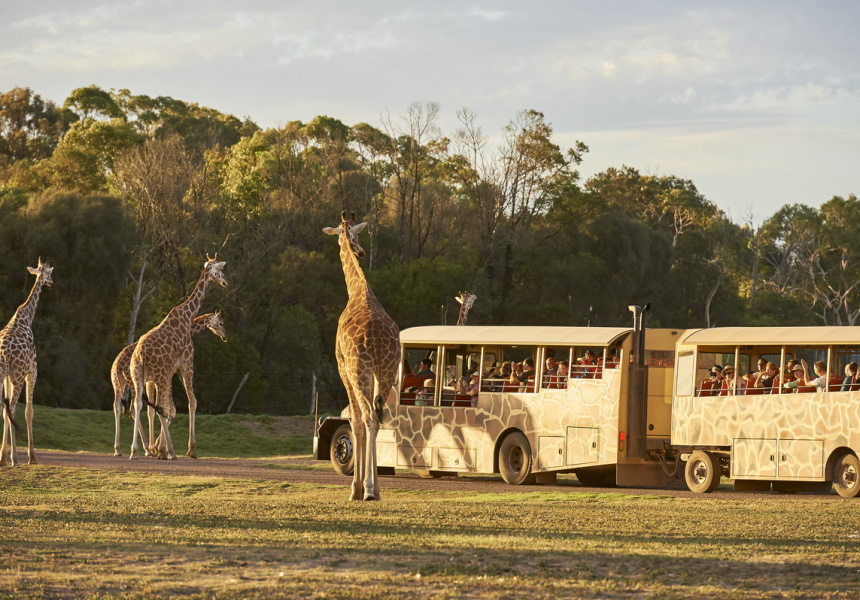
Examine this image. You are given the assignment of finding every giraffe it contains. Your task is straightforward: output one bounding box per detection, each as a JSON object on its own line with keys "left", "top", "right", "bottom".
{"left": 0, "top": 258, "right": 53, "bottom": 467}
{"left": 112, "top": 311, "right": 227, "bottom": 457}
{"left": 128, "top": 255, "right": 227, "bottom": 460}
{"left": 455, "top": 291, "right": 477, "bottom": 326}
{"left": 323, "top": 212, "right": 401, "bottom": 501}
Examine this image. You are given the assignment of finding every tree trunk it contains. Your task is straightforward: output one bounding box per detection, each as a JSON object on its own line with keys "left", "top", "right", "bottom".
{"left": 126, "top": 253, "right": 155, "bottom": 345}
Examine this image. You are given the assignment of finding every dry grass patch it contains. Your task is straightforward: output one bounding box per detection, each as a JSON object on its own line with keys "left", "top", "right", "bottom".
{"left": 0, "top": 466, "right": 858, "bottom": 598}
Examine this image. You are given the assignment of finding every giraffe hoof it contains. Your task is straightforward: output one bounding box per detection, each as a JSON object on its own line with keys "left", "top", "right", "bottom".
{"left": 28, "top": 457, "right": 37, "bottom": 465}
{"left": 129, "top": 452, "right": 139, "bottom": 461}
{"left": 363, "top": 494, "right": 378, "bottom": 501}
{"left": 187, "top": 450, "right": 197, "bottom": 459}
{"left": 114, "top": 450, "right": 122, "bottom": 457}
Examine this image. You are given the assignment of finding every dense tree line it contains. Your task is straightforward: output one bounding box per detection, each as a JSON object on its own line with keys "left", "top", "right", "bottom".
{"left": 0, "top": 86, "right": 856, "bottom": 415}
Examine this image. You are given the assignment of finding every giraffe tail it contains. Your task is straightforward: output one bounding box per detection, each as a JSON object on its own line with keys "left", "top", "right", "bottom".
{"left": 2, "top": 393, "right": 17, "bottom": 433}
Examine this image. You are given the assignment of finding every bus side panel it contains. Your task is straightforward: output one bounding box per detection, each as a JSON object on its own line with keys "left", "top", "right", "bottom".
{"left": 675, "top": 391, "right": 860, "bottom": 481}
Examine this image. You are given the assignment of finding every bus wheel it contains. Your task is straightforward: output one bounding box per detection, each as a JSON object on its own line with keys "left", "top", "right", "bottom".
{"left": 330, "top": 424, "right": 354, "bottom": 477}
{"left": 685, "top": 451, "right": 721, "bottom": 493}
{"left": 498, "top": 432, "right": 536, "bottom": 485}
{"left": 833, "top": 454, "right": 860, "bottom": 498}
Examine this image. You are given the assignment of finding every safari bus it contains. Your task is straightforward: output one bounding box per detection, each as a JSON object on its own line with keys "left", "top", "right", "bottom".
{"left": 314, "top": 309, "right": 860, "bottom": 498}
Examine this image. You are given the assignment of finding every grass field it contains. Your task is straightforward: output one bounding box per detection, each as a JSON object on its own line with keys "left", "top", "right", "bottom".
{"left": 24, "top": 405, "right": 315, "bottom": 458}
{"left": 2, "top": 406, "right": 859, "bottom": 598}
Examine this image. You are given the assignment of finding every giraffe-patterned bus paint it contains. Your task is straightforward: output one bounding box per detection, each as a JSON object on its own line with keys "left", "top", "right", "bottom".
{"left": 337, "top": 325, "right": 685, "bottom": 488}
{"left": 672, "top": 327, "right": 860, "bottom": 493}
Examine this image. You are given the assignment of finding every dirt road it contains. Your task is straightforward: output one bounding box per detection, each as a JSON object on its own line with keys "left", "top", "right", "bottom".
{"left": 32, "top": 449, "right": 839, "bottom": 500}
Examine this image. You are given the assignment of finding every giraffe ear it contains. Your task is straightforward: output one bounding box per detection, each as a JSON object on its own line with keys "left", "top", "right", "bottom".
{"left": 322, "top": 227, "right": 341, "bottom": 235}
{"left": 352, "top": 222, "right": 367, "bottom": 234}
{"left": 27, "top": 267, "right": 39, "bottom": 275}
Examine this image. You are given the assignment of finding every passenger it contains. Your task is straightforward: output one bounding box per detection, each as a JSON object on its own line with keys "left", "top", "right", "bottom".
{"left": 543, "top": 356, "right": 558, "bottom": 387}
{"left": 783, "top": 363, "right": 810, "bottom": 393}
{"left": 554, "top": 360, "right": 570, "bottom": 389}
{"left": 576, "top": 350, "right": 596, "bottom": 378}
{"left": 842, "top": 362, "right": 859, "bottom": 392}
{"left": 416, "top": 358, "right": 435, "bottom": 378}
{"left": 799, "top": 359, "right": 830, "bottom": 393}
{"left": 698, "top": 365, "right": 722, "bottom": 397}
{"left": 514, "top": 358, "right": 537, "bottom": 390}
{"left": 466, "top": 372, "right": 480, "bottom": 406}
{"left": 756, "top": 357, "right": 768, "bottom": 375}
{"left": 754, "top": 362, "right": 780, "bottom": 393}
{"left": 721, "top": 366, "right": 741, "bottom": 395}
{"left": 417, "top": 378, "right": 435, "bottom": 405}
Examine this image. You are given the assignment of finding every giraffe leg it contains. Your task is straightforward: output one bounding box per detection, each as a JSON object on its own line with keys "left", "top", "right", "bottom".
{"left": 350, "top": 415, "right": 366, "bottom": 501}
{"left": 24, "top": 372, "right": 37, "bottom": 464}
{"left": 146, "top": 382, "right": 157, "bottom": 457}
{"left": 179, "top": 364, "right": 198, "bottom": 458}
{"left": 113, "top": 381, "right": 124, "bottom": 457}
{"left": 0, "top": 380, "right": 9, "bottom": 467}
{"left": 5, "top": 383, "right": 23, "bottom": 467}
{"left": 129, "top": 372, "right": 145, "bottom": 460}
{"left": 155, "top": 385, "right": 177, "bottom": 460}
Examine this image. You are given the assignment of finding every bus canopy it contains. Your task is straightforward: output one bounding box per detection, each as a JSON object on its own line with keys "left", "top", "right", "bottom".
{"left": 679, "top": 327, "right": 860, "bottom": 346}
{"left": 400, "top": 326, "right": 631, "bottom": 347}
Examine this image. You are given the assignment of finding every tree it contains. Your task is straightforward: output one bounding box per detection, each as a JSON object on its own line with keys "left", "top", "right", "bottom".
{"left": 63, "top": 85, "right": 125, "bottom": 121}
{"left": 0, "top": 87, "right": 66, "bottom": 163}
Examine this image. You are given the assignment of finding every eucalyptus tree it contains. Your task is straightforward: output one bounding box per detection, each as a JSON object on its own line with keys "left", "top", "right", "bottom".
{"left": 0, "top": 87, "right": 67, "bottom": 163}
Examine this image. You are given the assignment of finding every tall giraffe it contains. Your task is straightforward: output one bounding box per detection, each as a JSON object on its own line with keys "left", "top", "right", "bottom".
{"left": 128, "top": 255, "right": 227, "bottom": 460}
{"left": 112, "top": 311, "right": 227, "bottom": 457}
{"left": 455, "top": 291, "right": 477, "bottom": 326}
{"left": 0, "top": 258, "right": 53, "bottom": 467}
{"left": 324, "top": 212, "right": 400, "bottom": 501}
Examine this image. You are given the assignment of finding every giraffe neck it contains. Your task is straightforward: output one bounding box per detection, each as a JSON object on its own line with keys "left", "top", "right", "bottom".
{"left": 174, "top": 269, "right": 210, "bottom": 323}
{"left": 10, "top": 277, "right": 44, "bottom": 329}
{"left": 339, "top": 238, "right": 370, "bottom": 301}
{"left": 191, "top": 314, "right": 213, "bottom": 336}
{"left": 457, "top": 304, "right": 469, "bottom": 326}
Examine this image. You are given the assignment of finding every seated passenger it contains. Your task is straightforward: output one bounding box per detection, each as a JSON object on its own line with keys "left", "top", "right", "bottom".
{"left": 416, "top": 358, "right": 435, "bottom": 379}
{"left": 417, "top": 379, "right": 435, "bottom": 405}
{"left": 466, "top": 372, "right": 479, "bottom": 406}
{"left": 514, "top": 358, "right": 537, "bottom": 391}
{"left": 576, "top": 350, "right": 596, "bottom": 378}
{"left": 721, "top": 366, "right": 742, "bottom": 395}
{"left": 542, "top": 356, "right": 558, "bottom": 387}
{"left": 783, "top": 363, "right": 814, "bottom": 393}
{"left": 698, "top": 366, "right": 722, "bottom": 397}
{"left": 552, "top": 360, "right": 570, "bottom": 389}
{"left": 799, "top": 359, "right": 833, "bottom": 393}
{"left": 754, "top": 362, "right": 780, "bottom": 393}
{"left": 842, "top": 362, "right": 859, "bottom": 392}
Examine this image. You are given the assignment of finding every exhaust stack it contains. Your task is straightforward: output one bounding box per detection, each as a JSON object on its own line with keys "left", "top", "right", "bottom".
{"left": 626, "top": 304, "right": 650, "bottom": 459}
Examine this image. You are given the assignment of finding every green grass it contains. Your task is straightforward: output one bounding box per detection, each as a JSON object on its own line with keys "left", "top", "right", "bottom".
{"left": 24, "top": 404, "right": 315, "bottom": 458}
{"left": 1, "top": 467, "right": 859, "bottom": 599}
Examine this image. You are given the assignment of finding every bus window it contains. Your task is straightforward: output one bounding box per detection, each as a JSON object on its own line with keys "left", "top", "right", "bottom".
{"left": 675, "top": 352, "right": 694, "bottom": 396}
{"left": 696, "top": 349, "right": 740, "bottom": 396}
{"left": 645, "top": 350, "right": 674, "bottom": 368}
{"left": 400, "top": 346, "right": 437, "bottom": 405}
{"left": 440, "top": 345, "right": 480, "bottom": 406}
{"left": 501, "top": 347, "right": 538, "bottom": 393}
{"left": 541, "top": 346, "right": 570, "bottom": 390}
{"left": 790, "top": 347, "right": 832, "bottom": 393}
{"left": 834, "top": 347, "right": 860, "bottom": 392}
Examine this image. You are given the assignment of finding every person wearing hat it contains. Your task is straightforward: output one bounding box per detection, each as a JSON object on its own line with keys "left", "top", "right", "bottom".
{"left": 722, "top": 365, "right": 744, "bottom": 395}
{"left": 783, "top": 363, "right": 811, "bottom": 393}
{"left": 698, "top": 365, "right": 723, "bottom": 396}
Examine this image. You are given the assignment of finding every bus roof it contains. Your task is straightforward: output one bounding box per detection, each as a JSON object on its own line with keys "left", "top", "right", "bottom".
{"left": 680, "top": 327, "right": 860, "bottom": 346}
{"left": 400, "top": 326, "right": 631, "bottom": 346}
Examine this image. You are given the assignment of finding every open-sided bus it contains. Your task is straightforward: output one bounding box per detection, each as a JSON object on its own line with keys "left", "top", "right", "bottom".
{"left": 673, "top": 326, "right": 860, "bottom": 497}
{"left": 315, "top": 310, "right": 687, "bottom": 488}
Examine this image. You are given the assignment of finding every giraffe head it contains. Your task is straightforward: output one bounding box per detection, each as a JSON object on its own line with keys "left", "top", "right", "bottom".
{"left": 27, "top": 257, "right": 53, "bottom": 287}
{"left": 456, "top": 291, "right": 476, "bottom": 310}
{"left": 322, "top": 211, "right": 368, "bottom": 258}
{"left": 204, "top": 253, "right": 228, "bottom": 288}
{"left": 203, "top": 310, "right": 228, "bottom": 342}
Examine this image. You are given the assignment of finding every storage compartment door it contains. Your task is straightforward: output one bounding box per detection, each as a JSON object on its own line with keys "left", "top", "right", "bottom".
{"left": 732, "top": 438, "right": 777, "bottom": 479}
{"left": 565, "top": 427, "right": 599, "bottom": 466}
{"left": 777, "top": 439, "right": 824, "bottom": 479}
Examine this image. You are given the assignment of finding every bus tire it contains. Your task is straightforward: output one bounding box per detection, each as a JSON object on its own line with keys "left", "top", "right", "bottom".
{"left": 330, "top": 424, "right": 354, "bottom": 477}
{"left": 685, "top": 450, "right": 721, "bottom": 493}
{"left": 498, "top": 431, "right": 536, "bottom": 485}
{"left": 833, "top": 453, "right": 860, "bottom": 498}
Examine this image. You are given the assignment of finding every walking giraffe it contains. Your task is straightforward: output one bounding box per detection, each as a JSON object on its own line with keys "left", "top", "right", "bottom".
{"left": 129, "top": 255, "right": 227, "bottom": 460}
{"left": 0, "top": 258, "right": 53, "bottom": 467}
{"left": 455, "top": 291, "right": 477, "bottom": 325}
{"left": 112, "top": 311, "right": 227, "bottom": 457}
{"left": 324, "top": 212, "right": 400, "bottom": 501}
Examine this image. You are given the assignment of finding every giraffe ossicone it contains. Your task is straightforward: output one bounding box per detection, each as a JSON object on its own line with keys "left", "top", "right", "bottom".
{"left": 0, "top": 258, "right": 53, "bottom": 467}
{"left": 324, "top": 211, "right": 400, "bottom": 501}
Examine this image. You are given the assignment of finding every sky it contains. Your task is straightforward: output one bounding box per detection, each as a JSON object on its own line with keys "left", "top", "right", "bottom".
{"left": 2, "top": 1, "right": 858, "bottom": 224}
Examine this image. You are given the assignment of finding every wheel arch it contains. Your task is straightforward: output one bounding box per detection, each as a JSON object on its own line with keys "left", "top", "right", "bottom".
{"left": 825, "top": 446, "right": 857, "bottom": 482}
{"left": 493, "top": 427, "right": 529, "bottom": 473}
{"left": 315, "top": 417, "right": 351, "bottom": 461}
